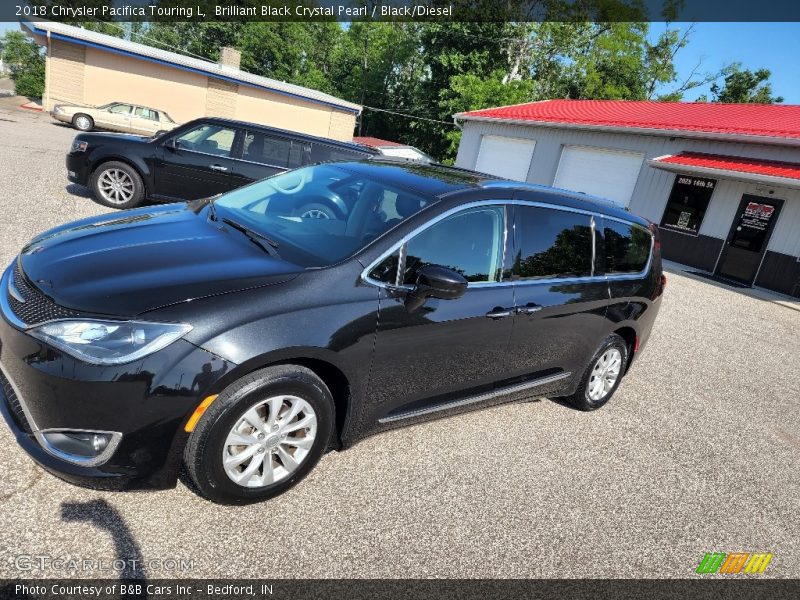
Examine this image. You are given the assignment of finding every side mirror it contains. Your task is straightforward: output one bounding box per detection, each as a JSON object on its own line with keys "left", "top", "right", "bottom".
{"left": 164, "top": 138, "right": 180, "bottom": 151}
{"left": 404, "top": 264, "right": 468, "bottom": 312}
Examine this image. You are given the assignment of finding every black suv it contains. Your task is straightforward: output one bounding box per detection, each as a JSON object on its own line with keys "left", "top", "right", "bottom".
{"left": 1, "top": 161, "right": 664, "bottom": 504}
{"left": 66, "top": 117, "right": 375, "bottom": 210}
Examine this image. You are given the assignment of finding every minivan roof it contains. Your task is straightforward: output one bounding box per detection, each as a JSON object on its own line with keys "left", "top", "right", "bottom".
{"left": 335, "top": 159, "right": 649, "bottom": 226}
{"left": 193, "top": 117, "right": 377, "bottom": 154}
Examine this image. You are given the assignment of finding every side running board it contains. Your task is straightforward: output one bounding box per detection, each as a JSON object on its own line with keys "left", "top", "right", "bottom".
{"left": 378, "top": 371, "right": 572, "bottom": 423}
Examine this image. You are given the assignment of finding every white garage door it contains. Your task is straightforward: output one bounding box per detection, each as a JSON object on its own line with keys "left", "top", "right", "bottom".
{"left": 475, "top": 135, "right": 536, "bottom": 181}
{"left": 553, "top": 145, "right": 644, "bottom": 207}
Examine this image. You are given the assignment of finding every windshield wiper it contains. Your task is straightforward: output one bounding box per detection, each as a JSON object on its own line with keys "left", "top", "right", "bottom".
{"left": 221, "top": 217, "right": 280, "bottom": 258}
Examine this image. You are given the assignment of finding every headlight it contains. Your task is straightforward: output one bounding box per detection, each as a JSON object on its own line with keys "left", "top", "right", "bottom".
{"left": 29, "top": 320, "right": 192, "bottom": 365}
{"left": 70, "top": 140, "right": 88, "bottom": 152}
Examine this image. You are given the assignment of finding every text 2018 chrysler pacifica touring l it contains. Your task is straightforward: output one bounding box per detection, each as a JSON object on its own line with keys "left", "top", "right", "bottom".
{"left": 0, "top": 161, "right": 664, "bottom": 504}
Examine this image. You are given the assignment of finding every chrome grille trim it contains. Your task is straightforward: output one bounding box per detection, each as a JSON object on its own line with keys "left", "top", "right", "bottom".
{"left": 3, "top": 262, "right": 80, "bottom": 328}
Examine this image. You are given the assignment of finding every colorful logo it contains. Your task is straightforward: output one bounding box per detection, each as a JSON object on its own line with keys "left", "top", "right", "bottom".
{"left": 696, "top": 552, "right": 773, "bottom": 574}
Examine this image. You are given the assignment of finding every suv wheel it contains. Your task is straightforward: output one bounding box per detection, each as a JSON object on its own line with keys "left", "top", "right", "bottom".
{"left": 72, "top": 114, "right": 94, "bottom": 132}
{"left": 184, "top": 365, "right": 335, "bottom": 504}
{"left": 563, "top": 333, "right": 628, "bottom": 411}
{"left": 90, "top": 161, "right": 145, "bottom": 209}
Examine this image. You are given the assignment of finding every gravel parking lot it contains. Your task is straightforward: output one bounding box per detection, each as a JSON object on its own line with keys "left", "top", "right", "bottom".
{"left": 0, "top": 108, "right": 798, "bottom": 580}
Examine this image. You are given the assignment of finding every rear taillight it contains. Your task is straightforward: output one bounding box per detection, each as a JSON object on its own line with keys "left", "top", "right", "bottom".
{"left": 660, "top": 274, "right": 667, "bottom": 289}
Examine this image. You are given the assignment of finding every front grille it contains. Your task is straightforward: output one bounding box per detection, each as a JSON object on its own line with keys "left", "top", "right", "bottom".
{"left": 7, "top": 263, "right": 80, "bottom": 326}
{"left": 0, "top": 367, "right": 32, "bottom": 434}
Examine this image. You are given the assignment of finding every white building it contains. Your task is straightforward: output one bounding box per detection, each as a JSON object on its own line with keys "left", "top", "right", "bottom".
{"left": 454, "top": 99, "right": 800, "bottom": 297}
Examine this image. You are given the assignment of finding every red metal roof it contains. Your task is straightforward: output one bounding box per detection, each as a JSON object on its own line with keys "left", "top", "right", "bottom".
{"left": 458, "top": 100, "right": 800, "bottom": 141}
{"left": 652, "top": 152, "right": 800, "bottom": 181}
{"left": 352, "top": 136, "right": 405, "bottom": 148}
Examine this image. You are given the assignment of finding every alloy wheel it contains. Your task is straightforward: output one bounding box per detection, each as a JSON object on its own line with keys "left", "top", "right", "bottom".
{"left": 300, "top": 208, "right": 331, "bottom": 219}
{"left": 97, "top": 169, "right": 135, "bottom": 205}
{"left": 587, "top": 348, "right": 622, "bottom": 402}
{"left": 222, "top": 395, "right": 318, "bottom": 488}
{"left": 75, "top": 116, "right": 91, "bottom": 130}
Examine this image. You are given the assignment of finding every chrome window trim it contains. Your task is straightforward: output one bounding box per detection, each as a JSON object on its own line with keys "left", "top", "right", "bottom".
{"left": 230, "top": 156, "right": 289, "bottom": 169}
{"left": 366, "top": 201, "right": 510, "bottom": 290}
{"left": 168, "top": 147, "right": 236, "bottom": 161}
{"left": 360, "top": 199, "right": 654, "bottom": 290}
{"left": 590, "top": 216, "right": 597, "bottom": 277}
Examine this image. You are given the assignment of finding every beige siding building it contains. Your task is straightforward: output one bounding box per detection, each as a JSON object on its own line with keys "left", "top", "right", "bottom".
{"left": 23, "top": 21, "right": 360, "bottom": 141}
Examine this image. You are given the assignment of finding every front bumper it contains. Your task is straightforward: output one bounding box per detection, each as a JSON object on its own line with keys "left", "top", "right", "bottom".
{"left": 65, "top": 152, "right": 91, "bottom": 186}
{"left": 51, "top": 111, "right": 71, "bottom": 124}
{"left": 0, "top": 265, "right": 235, "bottom": 490}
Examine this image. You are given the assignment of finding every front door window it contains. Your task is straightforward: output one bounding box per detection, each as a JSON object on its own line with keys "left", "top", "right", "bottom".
{"left": 402, "top": 206, "right": 506, "bottom": 285}
{"left": 174, "top": 124, "right": 237, "bottom": 157}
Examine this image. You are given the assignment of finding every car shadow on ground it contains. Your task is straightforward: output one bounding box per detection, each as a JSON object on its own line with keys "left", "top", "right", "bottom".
{"left": 66, "top": 183, "right": 92, "bottom": 199}
{"left": 61, "top": 498, "right": 148, "bottom": 585}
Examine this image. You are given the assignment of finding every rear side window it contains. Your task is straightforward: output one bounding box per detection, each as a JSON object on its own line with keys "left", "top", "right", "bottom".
{"left": 135, "top": 107, "right": 158, "bottom": 121}
{"left": 512, "top": 206, "right": 593, "bottom": 280}
{"left": 242, "top": 132, "right": 293, "bottom": 167}
{"left": 602, "top": 220, "right": 651, "bottom": 274}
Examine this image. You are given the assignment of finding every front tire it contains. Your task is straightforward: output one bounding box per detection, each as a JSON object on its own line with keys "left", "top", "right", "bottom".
{"left": 563, "top": 334, "right": 628, "bottom": 411}
{"left": 90, "top": 161, "right": 145, "bottom": 209}
{"left": 72, "top": 113, "right": 94, "bottom": 132}
{"left": 184, "top": 365, "right": 335, "bottom": 504}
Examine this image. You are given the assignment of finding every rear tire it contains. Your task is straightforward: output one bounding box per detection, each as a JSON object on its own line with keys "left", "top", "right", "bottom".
{"left": 90, "top": 161, "right": 145, "bottom": 209}
{"left": 184, "top": 365, "right": 335, "bottom": 504}
{"left": 72, "top": 114, "right": 94, "bottom": 132}
{"left": 562, "top": 334, "right": 628, "bottom": 411}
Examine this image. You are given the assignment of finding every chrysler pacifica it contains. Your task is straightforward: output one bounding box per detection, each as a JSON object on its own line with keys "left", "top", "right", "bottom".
{"left": 0, "top": 161, "right": 664, "bottom": 503}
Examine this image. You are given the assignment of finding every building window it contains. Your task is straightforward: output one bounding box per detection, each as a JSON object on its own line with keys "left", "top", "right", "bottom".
{"left": 660, "top": 175, "right": 716, "bottom": 235}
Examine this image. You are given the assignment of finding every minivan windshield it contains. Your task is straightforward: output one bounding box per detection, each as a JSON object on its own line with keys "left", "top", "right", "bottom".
{"left": 213, "top": 164, "right": 432, "bottom": 267}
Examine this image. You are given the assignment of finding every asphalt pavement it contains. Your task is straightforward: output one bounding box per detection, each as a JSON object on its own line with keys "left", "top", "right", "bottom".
{"left": 0, "top": 107, "right": 798, "bottom": 579}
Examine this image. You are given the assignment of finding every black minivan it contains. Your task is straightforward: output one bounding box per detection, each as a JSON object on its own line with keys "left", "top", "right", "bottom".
{"left": 1, "top": 161, "right": 664, "bottom": 504}
{"left": 66, "top": 117, "right": 375, "bottom": 210}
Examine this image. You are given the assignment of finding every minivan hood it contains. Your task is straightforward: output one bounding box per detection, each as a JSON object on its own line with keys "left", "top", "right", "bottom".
{"left": 19, "top": 204, "right": 302, "bottom": 317}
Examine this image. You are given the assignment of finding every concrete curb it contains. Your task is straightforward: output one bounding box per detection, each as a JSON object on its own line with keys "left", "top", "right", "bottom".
{"left": 662, "top": 260, "right": 800, "bottom": 313}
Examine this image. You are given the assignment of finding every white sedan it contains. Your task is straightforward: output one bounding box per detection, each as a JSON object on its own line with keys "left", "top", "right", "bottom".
{"left": 51, "top": 101, "right": 180, "bottom": 136}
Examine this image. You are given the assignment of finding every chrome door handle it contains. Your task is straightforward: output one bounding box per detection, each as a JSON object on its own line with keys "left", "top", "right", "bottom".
{"left": 516, "top": 305, "right": 543, "bottom": 315}
{"left": 210, "top": 164, "right": 229, "bottom": 172}
{"left": 485, "top": 309, "right": 513, "bottom": 319}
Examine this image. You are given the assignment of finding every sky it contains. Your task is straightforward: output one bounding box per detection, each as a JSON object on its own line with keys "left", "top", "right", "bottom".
{"left": 2, "top": 20, "right": 799, "bottom": 103}
{"left": 649, "top": 22, "right": 800, "bottom": 103}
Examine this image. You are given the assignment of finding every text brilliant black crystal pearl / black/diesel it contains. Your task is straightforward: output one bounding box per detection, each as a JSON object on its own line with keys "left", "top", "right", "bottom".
{"left": 0, "top": 160, "right": 664, "bottom": 504}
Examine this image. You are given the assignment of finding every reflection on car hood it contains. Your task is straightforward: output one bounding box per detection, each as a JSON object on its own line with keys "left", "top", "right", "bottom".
{"left": 19, "top": 203, "right": 302, "bottom": 317}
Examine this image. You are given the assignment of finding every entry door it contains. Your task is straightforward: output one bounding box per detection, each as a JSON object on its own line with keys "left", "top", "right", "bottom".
{"left": 715, "top": 195, "right": 784, "bottom": 285}
{"left": 154, "top": 122, "right": 241, "bottom": 200}
{"left": 366, "top": 204, "right": 516, "bottom": 420}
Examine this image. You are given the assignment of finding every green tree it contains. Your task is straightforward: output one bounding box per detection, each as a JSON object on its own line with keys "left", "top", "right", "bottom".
{"left": 708, "top": 64, "right": 783, "bottom": 103}
{"left": 0, "top": 31, "right": 45, "bottom": 98}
